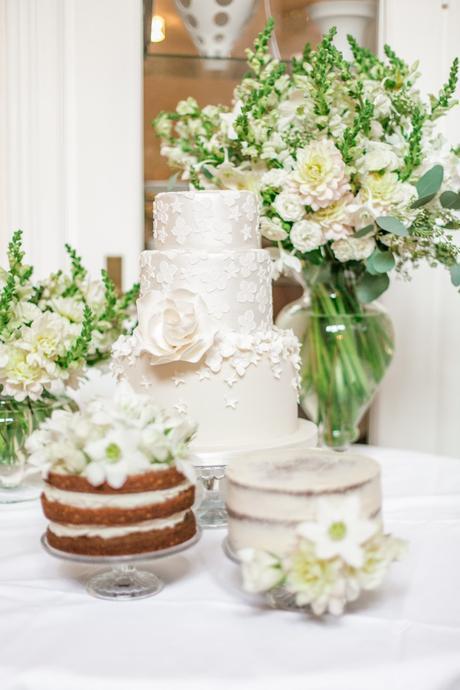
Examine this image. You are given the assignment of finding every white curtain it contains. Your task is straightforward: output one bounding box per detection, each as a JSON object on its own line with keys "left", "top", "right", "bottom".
{"left": 369, "top": 0, "right": 460, "bottom": 456}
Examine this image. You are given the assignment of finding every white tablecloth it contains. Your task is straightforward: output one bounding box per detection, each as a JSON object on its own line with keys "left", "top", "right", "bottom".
{"left": 1, "top": 446, "right": 460, "bottom": 690}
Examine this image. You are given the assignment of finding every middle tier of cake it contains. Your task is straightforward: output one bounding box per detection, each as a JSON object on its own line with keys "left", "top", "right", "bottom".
{"left": 139, "top": 248, "right": 273, "bottom": 332}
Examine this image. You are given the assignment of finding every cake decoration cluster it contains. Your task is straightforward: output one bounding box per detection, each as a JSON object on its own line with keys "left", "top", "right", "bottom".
{"left": 238, "top": 494, "right": 406, "bottom": 617}
{"left": 26, "top": 390, "right": 196, "bottom": 489}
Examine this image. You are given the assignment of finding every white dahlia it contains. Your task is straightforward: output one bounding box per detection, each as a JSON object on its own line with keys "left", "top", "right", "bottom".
{"left": 357, "top": 172, "right": 416, "bottom": 218}
{"left": 290, "top": 139, "right": 350, "bottom": 211}
{"left": 312, "top": 193, "right": 355, "bottom": 241}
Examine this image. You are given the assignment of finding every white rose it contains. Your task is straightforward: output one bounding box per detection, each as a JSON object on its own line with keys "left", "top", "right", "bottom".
{"left": 260, "top": 216, "right": 288, "bottom": 241}
{"left": 136, "top": 289, "right": 217, "bottom": 365}
{"left": 331, "top": 237, "right": 376, "bottom": 263}
{"left": 357, "top": 141, "right": 399, "bottom": 173}
{"left": 290, "top": 219, "right": 324, "bottom": 252}
{"left": 273, "top": 192, "right": 305, "bottom": 222}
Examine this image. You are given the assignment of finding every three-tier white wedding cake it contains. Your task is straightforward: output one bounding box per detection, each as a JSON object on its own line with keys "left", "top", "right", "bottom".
{"left": 112, "top": 190, "right": 316, "bottom": 457}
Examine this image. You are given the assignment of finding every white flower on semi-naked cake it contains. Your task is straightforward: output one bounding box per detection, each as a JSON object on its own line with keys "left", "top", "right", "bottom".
{"left": 136, "top": 289, "right": 218, "bottom": 365}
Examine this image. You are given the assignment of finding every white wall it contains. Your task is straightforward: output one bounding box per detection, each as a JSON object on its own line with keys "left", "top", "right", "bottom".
{"left": 369, "top": 0, "right": 460, "bottom": 456}
{"left": 0, "top": 0, "right": 143, "bottom": 287}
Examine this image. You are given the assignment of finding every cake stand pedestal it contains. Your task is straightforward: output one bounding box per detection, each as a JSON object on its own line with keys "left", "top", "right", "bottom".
{"left": 193, "top": 464, "right": 227, "bottom": 529}
{"left": 41, "top": 529, "right": 201, "bottom": 601}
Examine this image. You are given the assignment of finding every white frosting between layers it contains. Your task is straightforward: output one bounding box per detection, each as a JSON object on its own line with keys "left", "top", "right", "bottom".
{"left": 139, "top": 249, "right": 273, "bottom": 332}
{"left": 44, "top": 481, "right": 191, "bottom": 510}
{"left": 48, "top": 510, "right": 188, "bottom": 539}
{"left": 153, "top": 190, "right": 260, "bottom": 251}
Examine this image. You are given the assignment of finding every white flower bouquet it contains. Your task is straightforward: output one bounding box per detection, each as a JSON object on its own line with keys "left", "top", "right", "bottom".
{"left": 153, "top": 21, "right": 460, "bottom": 447}
{"left": 238, "top": 495, "right": 406, "bottom": 616}
{"left": 0, "top": 231, "right": 139, "bottom": 480}
{"left": 26, "top": 390, "right": 197, "bottom": 489}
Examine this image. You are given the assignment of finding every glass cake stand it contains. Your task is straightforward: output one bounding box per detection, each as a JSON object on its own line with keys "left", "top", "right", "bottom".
{"left": 193, "top": 464, "right": 227, "bottom": 529}
{"left": 41, "top": 528, "right": 201, "bottom": 601}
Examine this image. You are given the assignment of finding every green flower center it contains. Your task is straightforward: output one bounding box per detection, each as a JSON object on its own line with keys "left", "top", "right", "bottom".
{"left": 105, "top": 442, "right": 121, "bottom": 462}
{"left": 328, "top": 521, "right": 347, "bottom": 541}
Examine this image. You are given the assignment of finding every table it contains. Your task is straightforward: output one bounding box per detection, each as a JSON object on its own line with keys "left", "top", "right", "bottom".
{"left": 1, "top": 446, "right": 460, "bottom": 690}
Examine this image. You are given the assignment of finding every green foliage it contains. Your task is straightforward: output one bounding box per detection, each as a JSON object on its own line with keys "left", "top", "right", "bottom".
{"left": 430, "top": 57, "right": 459, "bottom": 119}
{"left": 356, "top": 272, "right": 390, "bottom": 303}
{"left": 400, "top": 107, "right": 425, "bottom": 181}
{"left": 366, "top": 248, "right": 395, "bottom": 275}
{"left": 376, "top": 216, "right": 408, "bottom": 236}
{"left": 354, "top": 224, "right": 375, "bottom": 238}
{"left": 339, "top": 99, "right": 374, "bottom": 164}
{"left": 411, "top": 164, "right": 444, "bottom": 208}
{"left": 440, "top": 190, "right": 460, "bottom": 210}
{"left": 0, "top": 231, "right": 33, "bottom": 336}
{"left": 450, "top": 263, "right": 460, "bottom": 287}
{"left": 57, "top": 305, "right": 94, "bottom": 369}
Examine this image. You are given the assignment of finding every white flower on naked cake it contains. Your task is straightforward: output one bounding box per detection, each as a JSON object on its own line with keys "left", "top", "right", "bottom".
{"left": 26, "top": 390, "right": 197, "bottom": 488}
{"left": 239, "top": 495, "right": 406, "bottom": 617}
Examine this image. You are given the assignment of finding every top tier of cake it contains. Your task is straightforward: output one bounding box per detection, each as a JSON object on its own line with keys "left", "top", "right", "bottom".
{"left": 153, "top": 190, "right": 260, "bottom": 251}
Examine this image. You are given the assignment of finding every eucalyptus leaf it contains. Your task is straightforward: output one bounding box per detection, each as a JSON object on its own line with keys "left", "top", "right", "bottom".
{"left": 369, "top": 249, "right": 395, "bottom": 274}
{"left": 416, "top": 164, "right": 444, "bottom": 199}
{"left": 440, "top": 190, "right": 460, "bottom": 210}
{"left": 354, "top": 224, "right": 374, "bottom": 238}
{"left": 356, "top": 272, "right": 390, "bottom": 303}
{"left": 202, "top": 166, "right": 214, "bottom": 180}
{"left": 410, "top": 193, "right": 437, "bottom": 209}
{"left": 376, "top": 216, "right": 408, "bottom": 236}
{"left": 450, "top": 264, "right": 460, "bottom": 287}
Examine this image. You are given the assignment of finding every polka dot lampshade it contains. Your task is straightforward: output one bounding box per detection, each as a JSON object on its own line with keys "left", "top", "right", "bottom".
{"left": 174, "top": 0, "right": 258, "bottom": 59}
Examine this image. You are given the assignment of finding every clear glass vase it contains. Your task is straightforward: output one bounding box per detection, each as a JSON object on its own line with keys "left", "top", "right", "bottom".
{"left": 0, "top": 394, "right": 77, "bottom": 501}
{"left": 277, "top": 281, "right": 394, "bottom": 450}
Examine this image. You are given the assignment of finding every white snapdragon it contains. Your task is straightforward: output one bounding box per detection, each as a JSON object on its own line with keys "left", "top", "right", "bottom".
{"left": 273, "top": 191, "right": 305, "bottom": 222}
{"left": 260, "top": 169, "right": 289, "bottom": 189}
{"left": 331, "top": 237, "right": 376, "bottom": 263}
{"left": 290, "top": 219, "right": 324, "bottom": 252}
{"left": 356, "top": 141, "right": 400, "bottom": 173}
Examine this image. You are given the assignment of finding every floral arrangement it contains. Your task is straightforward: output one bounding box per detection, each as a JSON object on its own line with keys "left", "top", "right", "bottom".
{"left": 26, "top": 390, "right": 197, "bottom": 489}
{"left": 238, "top": 495, "right": 405, "bottom": 616}
{"left": 154, "top": 20, "right": 460, "bottom": 299}
{"left": 153, "top": 22, "right": 460, "bottom": 448}
{"left": 0, "top": 231, "right": 139, "bottom": 402}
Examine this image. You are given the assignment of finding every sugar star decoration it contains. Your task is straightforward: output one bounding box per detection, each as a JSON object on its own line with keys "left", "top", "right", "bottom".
{"left": 173, "top": 400, "right": 188, "bottom": 416}
{"left": 172, "top": 374, "right": 185, "bottom": 387}
{"left": 224, "top": 397, "right": 238, "bottom": 410}
{"left": 224, "top": 374, "right": 238, "bottom": 388}
{"left": 140, "top": 375, "right": 151, "bottom": 389}
{"left": 196, "top": 370, "right": 210, "bottom": 381}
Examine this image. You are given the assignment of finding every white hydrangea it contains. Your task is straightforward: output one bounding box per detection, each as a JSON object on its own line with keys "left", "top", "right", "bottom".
{"left": 331, "top": 237, "right": 376, "bottom": 263}
{"left": 290, "top": 219, "right": 324, "bottom": 252}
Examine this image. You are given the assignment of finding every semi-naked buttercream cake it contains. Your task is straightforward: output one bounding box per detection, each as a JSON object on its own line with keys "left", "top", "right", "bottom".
{"left": 43, "top": 465, "right": 196, "bottom": 556}
{"left": 226, "top": 448, "right": 381, "bottom": 556}
{"left": 112, "top": 190, "right": 317, "bottom": 456}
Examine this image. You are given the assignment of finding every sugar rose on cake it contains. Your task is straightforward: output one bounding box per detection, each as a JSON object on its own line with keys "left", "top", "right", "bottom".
{"left": 26, "top": 390, "right": 198, "bottom": 556}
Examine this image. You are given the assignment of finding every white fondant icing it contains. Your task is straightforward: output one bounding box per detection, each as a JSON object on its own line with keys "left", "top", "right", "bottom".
{"left": 153, "top": 190, "right": 260, "bottom": 251}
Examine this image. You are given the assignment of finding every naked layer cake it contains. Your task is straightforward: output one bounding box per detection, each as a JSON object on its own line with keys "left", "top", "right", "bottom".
{"left": 226, "top": 447, "right": 381, "bottom": 556}
{"left": 27, "top": 391, "right": 198, "bottom": 557}
{"left": 42, "top": 465, "right": 196, "bottom": 556}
